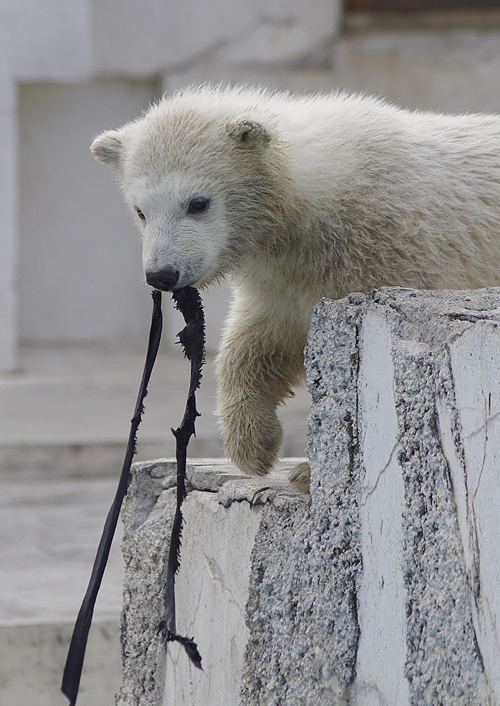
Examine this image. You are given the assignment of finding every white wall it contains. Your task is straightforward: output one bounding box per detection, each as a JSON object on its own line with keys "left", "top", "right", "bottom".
{"left": 1, "top": 0, "right": 93, "bottom": 83}
{"left": 18, "top": 80, "right": 157, "bottom": 345}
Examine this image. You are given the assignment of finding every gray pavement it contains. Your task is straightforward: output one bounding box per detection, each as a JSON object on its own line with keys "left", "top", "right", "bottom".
{"left": 0, "top": 343, "right": 310, "bottom": 705}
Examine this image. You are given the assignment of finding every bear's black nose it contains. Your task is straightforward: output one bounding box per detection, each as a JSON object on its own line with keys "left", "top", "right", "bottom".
{"left": 145, "top": 268, "right": 179, "bottom": 291}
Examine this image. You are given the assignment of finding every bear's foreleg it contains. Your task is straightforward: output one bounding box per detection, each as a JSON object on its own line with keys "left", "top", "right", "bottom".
{"left": 216, "top": 306, "right": 305, "bottom": 478}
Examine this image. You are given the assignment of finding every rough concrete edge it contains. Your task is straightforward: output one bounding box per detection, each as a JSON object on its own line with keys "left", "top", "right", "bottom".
{"left": 388, "top": 310, "right": 487, "bottom": 704}
{"left": 316, "top": 287, "right": 491, "bottom": 705}
{"left": 239, "top": 295, "right": 365, "bottom": 706}
{"left": 117, "top": 457, "right": 307, "bottom": 706}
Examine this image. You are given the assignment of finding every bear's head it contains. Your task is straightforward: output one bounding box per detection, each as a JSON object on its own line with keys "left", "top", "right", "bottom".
{"left": 91, "top": 88, "right": 287, "bottom": 291}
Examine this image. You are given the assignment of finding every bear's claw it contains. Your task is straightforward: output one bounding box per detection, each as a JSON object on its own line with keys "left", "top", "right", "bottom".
{"left": 289, "top": 461, "right": 311, "bottom": 493}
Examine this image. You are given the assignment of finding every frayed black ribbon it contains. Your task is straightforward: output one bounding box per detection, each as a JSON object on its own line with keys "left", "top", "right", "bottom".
{"left": 61, "top": 286, "right": 204, "bottom": 705}
{"left": 158, "top": 286, "right": 204, "bottom": 671}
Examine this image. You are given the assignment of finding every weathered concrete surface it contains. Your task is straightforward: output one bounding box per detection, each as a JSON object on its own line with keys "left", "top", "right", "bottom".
{"left": 306, "top": 287, "right": 500, "bottom": 705}
{"left": 118, "top": 287, "right": 500, "bottom": 706}
{"left": 117, "top": 459, "right": 306, "bottom": 706}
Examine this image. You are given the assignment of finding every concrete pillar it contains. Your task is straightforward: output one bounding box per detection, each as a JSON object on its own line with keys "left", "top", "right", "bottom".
{"left": 0, "top": 77, "right": 18, "bottom": 371}
{"left": 113, "top": 287, "right": 500, "bottom": 704}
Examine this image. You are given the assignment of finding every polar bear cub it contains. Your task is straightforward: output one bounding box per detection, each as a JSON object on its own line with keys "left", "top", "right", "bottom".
{"left": 91, "top": 84, "right": 500, "bottom": 490}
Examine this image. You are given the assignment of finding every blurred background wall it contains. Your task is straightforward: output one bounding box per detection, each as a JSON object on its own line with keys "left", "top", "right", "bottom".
{"left": 3, "top": 0, "right": 500, "bottom": 369}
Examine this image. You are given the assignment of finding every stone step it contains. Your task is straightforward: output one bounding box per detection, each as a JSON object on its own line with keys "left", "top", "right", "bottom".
{"left": 0, "top": 344, "right": 309, "bottom": 481}
{"left": 0, "top": 477, "right": 124, "bottom": 705}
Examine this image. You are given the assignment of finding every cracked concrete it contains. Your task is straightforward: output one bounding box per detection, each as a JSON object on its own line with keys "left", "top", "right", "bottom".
{"left": 446, "top": 321, "right": 500, "bottom": 701}
{"left": 356, "top": 305, "right": 409, "bottom": 706}
{"left": 118, "top": 287, "right": 500, "bottom": 706}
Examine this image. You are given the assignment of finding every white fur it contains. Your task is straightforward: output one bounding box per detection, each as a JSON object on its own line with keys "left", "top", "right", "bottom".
{"left": 91, "top": 85, "right": 500, "bottom": 485}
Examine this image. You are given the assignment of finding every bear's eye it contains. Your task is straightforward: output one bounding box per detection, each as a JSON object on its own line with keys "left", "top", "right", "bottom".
{"left": 187, "top": 197, "right": 211, "bottom": 215}
{"left": 135, "top": 207, "right": 146, "bottom": 221}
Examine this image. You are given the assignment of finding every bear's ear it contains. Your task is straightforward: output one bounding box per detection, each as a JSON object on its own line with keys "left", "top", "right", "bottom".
{"left": 228, "top": 120, "right": 271, "bottom": 150}
{"left": 90, "top": 130, "right": 124, "bottom": 169}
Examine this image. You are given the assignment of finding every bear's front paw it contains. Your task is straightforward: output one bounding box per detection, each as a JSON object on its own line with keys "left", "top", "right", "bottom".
{"left": 226, "top": 426, "right": 282, "bottom": 477}
{"left": 289, "top": 462, "right": 311, "bottom": 493}
{"left": 220, "top": 401, "right": 283, "bottom": 477}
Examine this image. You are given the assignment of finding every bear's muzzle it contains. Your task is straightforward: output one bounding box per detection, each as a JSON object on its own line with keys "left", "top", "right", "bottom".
{"left": 145, "top": 267, "right": 179, "bottom": 291}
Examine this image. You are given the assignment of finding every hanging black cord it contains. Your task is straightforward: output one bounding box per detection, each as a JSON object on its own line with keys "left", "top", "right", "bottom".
{"left": 158, "top": 285, "right": 204, "bottom": 670}
{"left": 61, "top": 289, "right": 163, "bottom": 706}
{"left": 61, "top": 286, "right": 204, "bottom": 704}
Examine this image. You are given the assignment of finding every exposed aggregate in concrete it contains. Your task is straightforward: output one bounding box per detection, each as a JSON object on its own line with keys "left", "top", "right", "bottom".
{"left": 240, "top": 298, "right": 364, "bottom": 706}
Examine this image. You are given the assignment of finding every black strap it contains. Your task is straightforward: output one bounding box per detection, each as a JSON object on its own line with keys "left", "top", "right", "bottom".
{"left": 158, "top": 286, "right": 204, "bottom": 670}
{"left": 61, "top": 289, "right": 163, "bottom": 706}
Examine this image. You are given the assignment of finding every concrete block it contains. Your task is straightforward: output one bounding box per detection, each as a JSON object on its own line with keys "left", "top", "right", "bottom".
{"left": 117, "top": 288, "right": 500, "bottom": 705}
{"left": 306, "top": 287, "right": 500, "bottom": 704}
{"left": 117, "top": 459, "right": 306, "bottom": 706}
